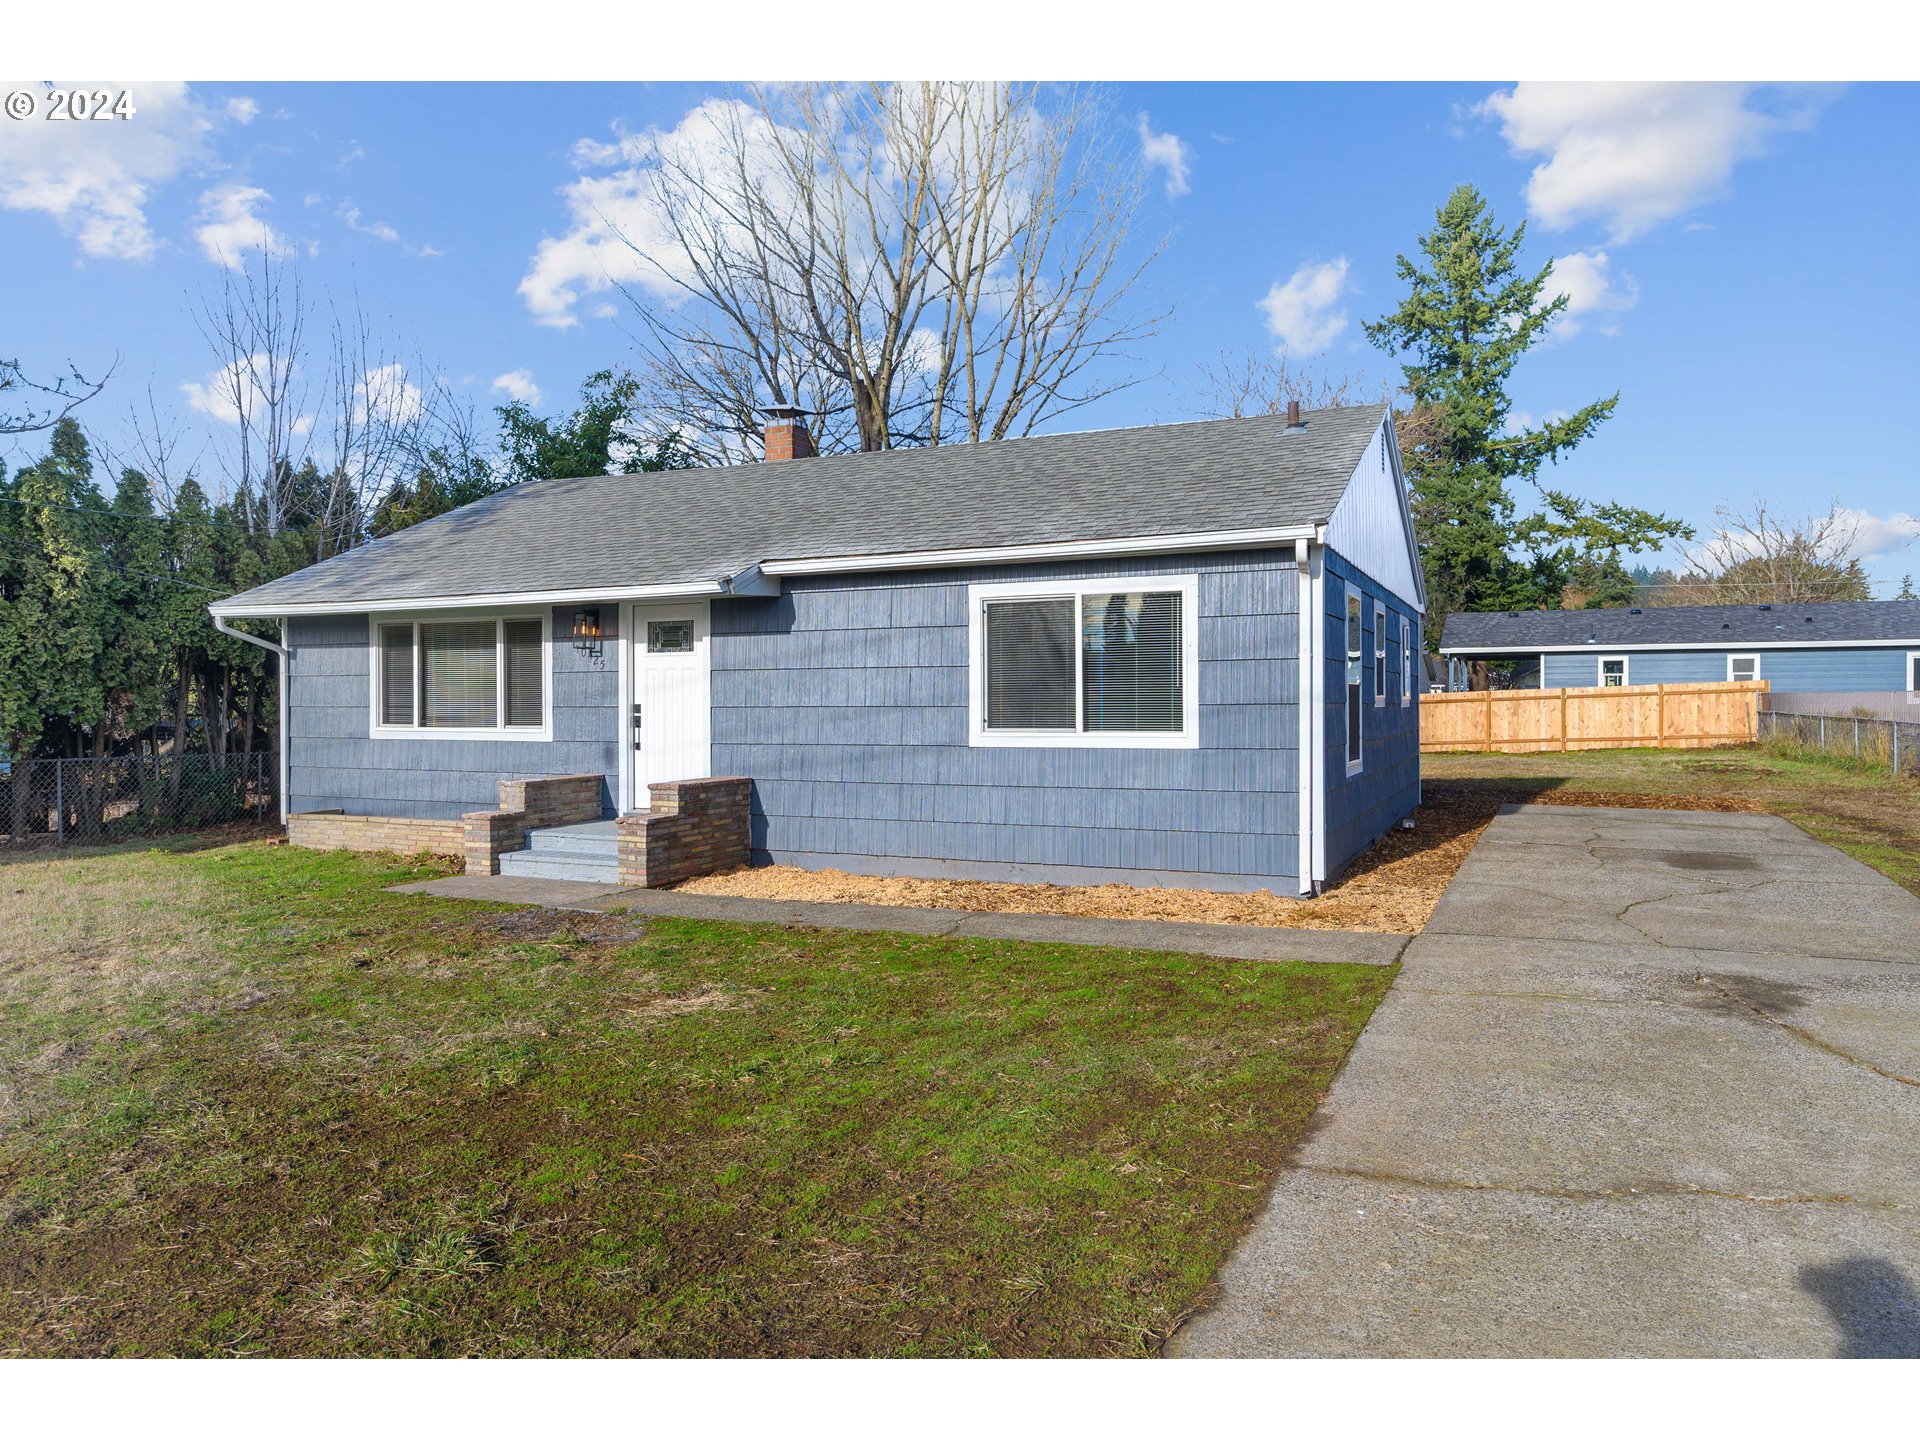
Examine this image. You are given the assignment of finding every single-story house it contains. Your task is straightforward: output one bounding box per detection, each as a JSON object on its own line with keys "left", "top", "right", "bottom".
{"left": 211, "top": 403, "right": 1426, "bottom": 896}
{"left": 1440, "top": 600, "right": 1920, "bottom": 694}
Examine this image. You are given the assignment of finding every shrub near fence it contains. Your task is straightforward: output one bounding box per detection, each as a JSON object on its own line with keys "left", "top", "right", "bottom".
{"left": 0, "top": 753, "right": 279, "bottom": 849}
{"left": 1758, "top": 711, "right": 1920, "bottom": 779}
{"left": 1420, "top": 681, "right": 1767, "bottom": 755}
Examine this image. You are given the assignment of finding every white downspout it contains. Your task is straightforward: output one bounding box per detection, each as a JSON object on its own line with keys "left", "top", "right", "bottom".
{"left": 1294, "top": 537, "right": 1314, "bottom": 896}
{"left": 211, "top": 613, "right": 290, "bottom": 825}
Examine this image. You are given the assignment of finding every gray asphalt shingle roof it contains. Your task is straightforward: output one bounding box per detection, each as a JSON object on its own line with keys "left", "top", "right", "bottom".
{"left": 1441, "top": 600, "right": 1920, "bottom": 651}
{"left": 214, "top": 405, "right": 1386, "bottom": 612}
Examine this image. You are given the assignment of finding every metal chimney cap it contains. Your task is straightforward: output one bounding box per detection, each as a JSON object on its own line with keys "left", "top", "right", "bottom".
{"left": 760, "top": 403, "right": 810, "bottom": 420}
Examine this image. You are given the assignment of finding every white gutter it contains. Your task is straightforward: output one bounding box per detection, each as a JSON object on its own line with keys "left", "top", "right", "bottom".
{"left": 761, "top": 524, "right": 1322, "bottom": 577}
{"left": 212, "top": 615, "right": 291, "bottom": 825}
{"left": 1294, "top": 538, "right": 1315, "bottom": 896}
{"left": 1438, "top": 638, "right": 1917, "bottom": 656}
{"left": 211, "top": 579, "right": 729, "bottom": 620}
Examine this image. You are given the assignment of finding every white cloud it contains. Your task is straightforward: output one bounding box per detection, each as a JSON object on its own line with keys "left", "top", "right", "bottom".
{"left": 356, "top": 362, "right": 424, "bottom": 428}
{"left": 181, "top": 352, "right": 305, "bottom": 430}
{"left": 226, "top": 96, "right": 259, "bottom": 125}
{"left": 1479, "top": 82, "right": 1838, "bottom": 242}
{"left": 1135, "top": 112, "right": 1191, "bottom": 199}
{"left": 1837, "top": 507, "right": 1920, "bottom": 560}
{"left": 1505, "top": 407, "right": 1570, "bottom": 436}
{"left": 338, "top": 202, "right": 400, "bottom": 245}
{"left": 193, "top": 183, "right": 292, "bottom": 267}
{"left": 491, "top": 369, "right": 542, "bottom": 406}
{"left": 520, "top": 98, "right": 799, "bottom": 328}
{"left": 1544, "top": 249, "right": 1638, "bottom": 339}
{"left": 0, "top": 80, "right": 214, "bottom": 260}
{"left": 1257, "top": 258, "right": 1352, "bottom": 354}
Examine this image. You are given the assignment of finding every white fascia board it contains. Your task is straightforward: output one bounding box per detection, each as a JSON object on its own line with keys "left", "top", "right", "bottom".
{"left": 760, "top": 525, "right": 1323, "bottom": 578}
{"left": 210, "top": 580, "right": 728, "bottom": 620}
{"left": 1440, "top": 638, "right": 1920, "bottom": 656}
{"left": 1380, "top": 414, "right": 1429, "bottom": 614}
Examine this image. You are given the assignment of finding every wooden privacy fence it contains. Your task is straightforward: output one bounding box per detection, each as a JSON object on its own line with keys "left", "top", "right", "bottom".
{"left": 1420, "top": 681, "right": 1769, "bottom": 754}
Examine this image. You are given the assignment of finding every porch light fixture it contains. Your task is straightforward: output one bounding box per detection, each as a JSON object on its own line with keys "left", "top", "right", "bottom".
{"left": 571, "top": 607, "right": 603, "bottom": 657}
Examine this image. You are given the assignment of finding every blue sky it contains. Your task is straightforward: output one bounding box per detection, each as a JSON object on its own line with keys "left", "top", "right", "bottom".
{"left": 3, "top": 80, "right": 1916, "bottom": 591}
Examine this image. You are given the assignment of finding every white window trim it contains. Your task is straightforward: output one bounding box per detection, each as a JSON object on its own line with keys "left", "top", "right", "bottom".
{"left": 1401, "top": 617, "right": 1412, "bottom": 708}
{"left": 1727, "top": 653, "right": 1761, "bottom": 684}
{"left": 1373, "top": 601, "right": 1387, "bottom": 707}
{"left": 966, "top": 573, "right": 1200, "bottom": 749}
{"left": 1599, "top": 654, "right": 1629, "bottom": 687}
{"left": 1907, "top": 651, "right": 1920, "bottom": 697}
{"left": 1344, "top": 581, "right": 1364, "bottom": 776}
{"left": 367, "top": 609, "right": 554, "bottom": 742}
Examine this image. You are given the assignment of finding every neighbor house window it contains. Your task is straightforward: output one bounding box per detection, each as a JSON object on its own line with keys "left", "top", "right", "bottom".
{"left": 1728, "top": 654, "right": 1760, "bottom": 684}
{"left": 1345, "top": 588, "right": 1364, "bottom": 773}
{"left": 371, "top": 614, "right": 550, "bottom": 738}
{"left": 970, "top": 575, "right": 1198, "bottom": 748}
{"left": 1400, "top": 618, "right": 1413, "bottom": 708}
{"left": 1907, "top": 652, "right": 1919, "bottom": 693}
{"left": 1374, "top": 602, "right": 1387, "bottom": 706}
{"left": 1600, "top": 656, "right": 1628, "bottom": 687}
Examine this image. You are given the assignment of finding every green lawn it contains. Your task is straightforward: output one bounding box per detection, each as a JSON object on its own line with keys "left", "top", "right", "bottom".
{"left": 1425, "top": 744, "right": 1920, "bottom": 897}
{"left": 0, "top": 839, "right": 1391, "bottom": 1357}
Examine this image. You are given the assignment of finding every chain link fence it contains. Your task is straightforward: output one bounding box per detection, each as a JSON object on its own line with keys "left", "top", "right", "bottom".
{"left": 0, "top": 753, "right": 280, "bottom": 851}
{"left": 1757, "top": 711, "right": 1920, "bottom": 779}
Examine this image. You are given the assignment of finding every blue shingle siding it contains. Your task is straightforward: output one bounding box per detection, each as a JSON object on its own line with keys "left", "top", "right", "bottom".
{"left": 1540, "top": 647, "right": 1913, "bottom": 691}
{"left": 285, "top": 607, "right": 620, "bottom": 819}
{"left": 1321, "top": 550, "right": 1421, "bottom": 880}
{"left": 710, "top": 549, "right": 1304, "bottom": 892}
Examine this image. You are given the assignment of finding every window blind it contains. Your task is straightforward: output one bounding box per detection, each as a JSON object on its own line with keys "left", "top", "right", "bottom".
{"left": 379, "top": 625, "right": 415, "bottom": 726}
{"left": 984, "top": 598, "right": 1075, "bottom": 730}
{"left": 502, "top": 619, "right": 543, "bottom": 727}
{"left": 420, "top": 620, "right": 498, "bottom": 727}
{"left": 1081, "top": 590, "right": 1182, "bottom": 732}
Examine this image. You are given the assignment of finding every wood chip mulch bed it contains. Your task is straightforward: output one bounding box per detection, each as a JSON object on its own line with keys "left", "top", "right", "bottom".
{"left": 675, "top": 784, "right": 1759, "bottom": 936}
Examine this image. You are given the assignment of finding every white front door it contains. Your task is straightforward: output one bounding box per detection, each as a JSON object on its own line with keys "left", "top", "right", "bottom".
{"left": 630, "top": 602, "right": 712, "bottom": 809}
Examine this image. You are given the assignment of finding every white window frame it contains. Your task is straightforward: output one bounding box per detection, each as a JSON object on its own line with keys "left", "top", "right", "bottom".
{"left": 966, "top": 573, "right": 1200, "bottom": 749}
{"left": 1401, "top": 617, "right": 1412, "bottom": 708}
{"left": 368, "top": 609, "right": 554, "bottom": 742}
{"left": 1727, "top": 653, "right": 1761, "bottom": 684}
{"left": 1344, "top": 582, "right": 1365, "bottom": 776}
{"left": 1373, "top": 601, "right": 1388, "bottom": 707}
{"left": 1599, "top": 654, "right": 1629, "bottom": 688}
{"left": 1906, "top": 651, "right": 1920, "bottom": 694}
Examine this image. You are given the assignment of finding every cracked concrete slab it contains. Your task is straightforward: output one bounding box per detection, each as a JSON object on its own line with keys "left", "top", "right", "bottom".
{"left": 1174, "top": 803, "right": 1920, "bottom": 1358}
{"left": 1171, "top": 1170, "right": 1920, "bottom": 1358}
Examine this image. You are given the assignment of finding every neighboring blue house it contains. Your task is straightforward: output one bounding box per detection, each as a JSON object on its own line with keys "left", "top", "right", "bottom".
{"left": 212, "top": 404, "right": 1426, "bottom": 896}
{"left": 1440, "top": 601, "right": 1920, "bottom": 694}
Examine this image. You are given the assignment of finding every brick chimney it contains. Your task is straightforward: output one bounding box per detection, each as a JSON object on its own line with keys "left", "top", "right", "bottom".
{"left": 761, "top": 404, "right": 816, "bottom": 461}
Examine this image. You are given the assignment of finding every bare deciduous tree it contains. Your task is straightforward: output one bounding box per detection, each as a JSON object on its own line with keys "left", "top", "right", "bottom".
{"left": 616, "top": 82, "right": 1163, "bottom": 461}
{"left": 191, "top": 253, "right": 316, "bottom": 536}
{"left": 1, "top": 355, "right": 112, "bottom": 435}
{"left": 1665, "top": 499, "right": 1874, "bottom": 605}
{"left": 1195, "top": 348, "right": 1385, "bottom": 419}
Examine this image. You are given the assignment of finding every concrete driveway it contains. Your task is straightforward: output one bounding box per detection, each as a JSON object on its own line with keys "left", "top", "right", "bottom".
{"left": 1172, "top": 803, "right": 1920, "bottom": 1358}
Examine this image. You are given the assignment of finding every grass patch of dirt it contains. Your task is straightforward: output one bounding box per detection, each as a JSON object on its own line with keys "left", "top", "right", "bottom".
{"left": 0, "top": 840, "right": 1393, "bottom": 1357}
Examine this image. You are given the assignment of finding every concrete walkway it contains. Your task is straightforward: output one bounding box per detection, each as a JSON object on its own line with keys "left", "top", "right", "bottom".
{"left": 1172, "top": 804, "right": 1920, "bottom": 1358}
{"left": 388, "top": 873, "right": 1411, "bottom": 967}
